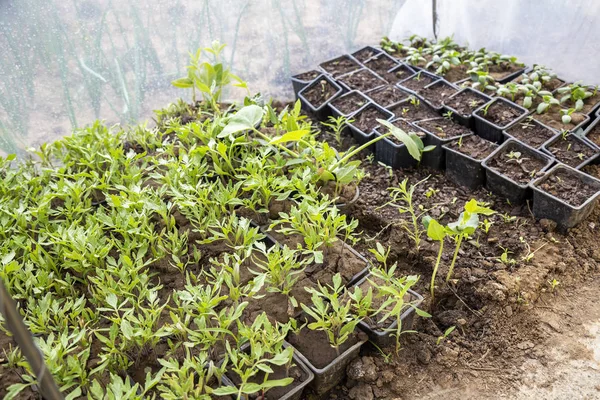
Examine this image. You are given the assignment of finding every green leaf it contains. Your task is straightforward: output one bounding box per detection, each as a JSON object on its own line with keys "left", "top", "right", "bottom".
{"left": 171, "top": 77, "right": 194, "bottom": 88}
{"left": 414, "top": 307, "right": 432, "bottom": 318}
{"left": 121, "top": 320, "right": 133, "bottom": 340}
{"left": 377, "top": 119, "right": 422, "bottom": 161}
{"left": 536, "top": 102, "right": 549, "bottom": 114}
{"left": 426, "top": 219, "right": 446, "bottom": 241}
{"left": 219, "top": 105, "right": 265, "bottom": 137}
{"left": 212, "top": 386, "right": 239, "bottom": 395}
{"left": 261, "top": 377, "right": 294, "bottom": 389}
{"left": 270, "top": 129, "right": 309, "bottom": 144}
{"left": 562, "top": 114, "right": 572, "bottom": 124}
{"left": 241, "top": 382, "right": 263, "bottom": 394}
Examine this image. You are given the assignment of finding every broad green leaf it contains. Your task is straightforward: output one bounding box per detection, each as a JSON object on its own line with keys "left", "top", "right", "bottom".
{"left": 171, "top": 77, "right": 193, "bottom": 88}
{"left": 219, "top": 105, "right": 265, "bottom": 137}
{"left": 414, "top": 307, "right": 432, "bottom": 318}
{"left": 269, "top": 129, "right": 309, "bottom": 144}
{"left": 426, "top": 219, "right": 446, "bottom": 241}
{"left": 261, "top": 378, "right": 294, "bottom": 389}
{"left": 377, "top": 119, "right": 421, "bottom": 161}
{"left": 212, "top": 386, "right": 239, "bottom": 395}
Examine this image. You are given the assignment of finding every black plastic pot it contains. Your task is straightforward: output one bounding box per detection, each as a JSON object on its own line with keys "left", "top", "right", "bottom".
{"left": 225, "top": 342, "right": 314, "bottom": 400}
{"left": 353, "top": 274, "right": 424, "bottom": 348}
{"left": 396, "top": 70, "right": 441, "bottom": 96}
{"left": 291, "top": 328, "right": 367, "bottom": 395}
{"left": 482, "top": 139, "right": 554, "bottom": 204}
{"left": 541, "top": 133, "right": 598, "bottom": 170}
{"left": 318, "top": 54, "right": 362, "bottom": 78}
{"left": 297, "top": 74, "right": 343, "bottom": 121}
{"left": 364, "top": 84, "right": 410, "bottom": 109}
{"left": 582, "top": 117, "right": 600, "bottom": 150}
{"left": 329, "top": 90, "right": 372, "bottom": 118}
{"left": 385, "top": 63, "right": 417, "bottom": 84}
{"left": 362, "top": 52, "right": 400, "bottom": 77}
{"left": 372, "top": 118, "right": 421, "bottom": 169}
{"left": 530, "top": 164, "right": 600, "bottom": 231}
{"left": 503, "top": 116, "right": 558, "bottom": 150}
{"left": 336, "top": 67, "right": 387, "bottom": 93}
{"left": 530, "top": 110, "right": 591, "bottom": 135}
{"left": 413, "top": 117, "right": 470, "bottom": 170}
{"left": 351, "top": 45, "right": 383, "bottom": 63}
{"left": 417, "top": 79, "right": 459, "bottom": 113}
{"left": 335, "top": 185, "right": 361, "bottom": 211}
{"left": 443, "top": 87, "right": 493, "bottom": 129}
{"left": 473, "top": 98, "right": 529, "bottom": 144}
{"left": 443, "top": 134, "right": 498, "bottom": 189}
{"left": 291, "top": 70, "right": 321, "bottom": 98}
{"left": 347, "top": 103, "right": 394, "bottom": 150}
{"left": 495, "top": 66, "right": 527, "bottom": 84}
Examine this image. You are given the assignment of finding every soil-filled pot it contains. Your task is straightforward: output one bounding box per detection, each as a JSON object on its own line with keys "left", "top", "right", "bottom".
{"left": 287, "top": 325, "right": 368, "bottom": 395}
{"left": 386, "top": 97, "right": 440, "bottom": 123}
{"left": 531, "top": 108, "right": 591, "bottom": 134}
{"left": 335, "top": 185, "right": 361, "bottom": 211}
{"left": 298, "top": 75, "right": 343, "bottom": 121}
{"left": 318, "top": 54, "right": 361, "bottom": 78}
{"left": 351, "top": 45, "right": 382, "bottom": 63}
{"left": 225, "top": 342, "right": 314, "bottom": 400}
{"left": 443, "top": 88, "right": 492, "bottom": 128}
{"left": 443, "top": 134, "right": 498, "bottom": 189}
{"left": 503, "top": 116, "right": 557, "bottom": 149}
{"left": 352, "top": 274, "right": 424, "bottom": 348}
{"left": 473, "top": 98, "right": 529, "bottom": 143}
{"left": 384, "top": 63, "right": 417, "bottom": 84}
{"left": 291, "top": 70, "right": 321, "bottom": 97}
{"left": 417, "top": 79, "right": 459, "bottom": 112}
{"left": 336, "top": 68, "right": 387, "bottom": 93}
{"left": 530, "top": 164, "right": 600, "bottom": 231}
{"left": 347, "top": 103, "right": 394, "bottom": 149}
{"left": 581, "top": 118, "right": 600, "bottom": 150}
{"left": 397, "top": 70, "right": 440, "bottom": 96}
{"left": 482, "top": 139, "right": 554, "bottom": 204}
{"left": 414, "top": 117, "right": 472, "bottom": 169}
{"left": 541, "top": 133, "right": 598, "bottom": 169}
{"left": 329, "top": 90, "right": 371, "bottom": 118}
{"left": 373, "top": 118, "right": 424, "bottom": 169}
{"left": 363, "top": 52, "right": 400, "bottom": 79}
{"left": 365, "top": 85, "right": 410, "bottom": 109}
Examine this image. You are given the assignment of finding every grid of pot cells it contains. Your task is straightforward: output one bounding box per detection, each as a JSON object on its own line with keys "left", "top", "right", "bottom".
{"left": 294, "top": 40, "right": 600, "bottom": 231}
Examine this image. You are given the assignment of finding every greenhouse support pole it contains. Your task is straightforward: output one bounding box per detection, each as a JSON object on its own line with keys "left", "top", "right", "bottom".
{"left": 0, "top": 278, "right": 64, "bottom": 400}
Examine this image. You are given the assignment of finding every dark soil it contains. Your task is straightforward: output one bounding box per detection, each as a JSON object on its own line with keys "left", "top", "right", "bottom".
{"left": 585, "top": 122, "right": 600, "bottom": 147}
{"left": 366, "top": 85, "right": 409, "bottom": 108}
{"left": 430, "top": 63, "right": 470, "bottom": 83}
{"left": 505, "top": 117, "right": 557, "bottom": 149}
{"left": 287, "top": 328, "right": 362, "bottom": 369}
{"left": 544, "top": 135, "right": 597, "bottom": 167}
{"left": 319, "top": 55, "right": 361, "bottom": 77}
{"left": 302, "top": 78, "right": 339, "bottom": 108}
{"left": 399, "top": 72, "right": 437, "bottom": 93}
{"left": 414, "top": 118, "right": 471, "bottom": 140}
{"left": 377, "top": 118, "right": 426, "bottom": 146}
{"left": 364, "top": 54, "right": 399, "bottom": 77}
{"left": 488, "top": 64, "right": 524, "bottom": 81}
{"left": 418, "top": 81, "right": 459, "bottom": 108}
{"left": 514, "top": 74, "right": 564, "bottom": 91}
{"left": 227, "top": 358, "right": 308, "bottom": 399}
{"left": 352, "top": 105, "right": 390, "bottom": 133}
{"left": 536, "top": 168, "right": 599, "bottom": 207}
{"left": 582, "top": 163, "right": 600, "bottom": 179}
{"left": 337, "top": 69, "right": 386, "bottom": 92}
{"left": 485, "top": 142, "right": 549, "bottom": 185}
{"left": 329, "top": 92, "right": 369, "bottom": 116}
{"left": 352, "top": 47, "right": 381, "bottom": 63}
{"left": 443, "top": 89, "right": 489, "bottom": 117}
{"left": 387, "top": 100, "right": 440, "bottom": 123}
{"left": 445, "top": 134, "right": 498, "bottom": 160}
{"left": 477, "top": 100, "right": 526, "bottom": 127}
{"left": 533, "top": 108, "right": 587, "bottom": 132}
{"left": 294, "top": 70, "right": 321, "bottom": 82}
{"left": 380, "top": 64, "right": 415, "bottom": 84}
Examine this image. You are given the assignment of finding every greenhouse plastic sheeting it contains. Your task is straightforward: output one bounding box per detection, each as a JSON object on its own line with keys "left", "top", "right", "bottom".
{"left": 2, "top": 0, "right": 600, "bottom": 154}
{"left": 390, "top": 0, "right": 600, "bottom": 85}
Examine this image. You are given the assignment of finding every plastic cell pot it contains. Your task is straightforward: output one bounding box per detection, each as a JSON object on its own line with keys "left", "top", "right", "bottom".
{"left": 541, "top": 133, "right": 598, "bottom": 170}
{"left": 413, "top": 117, "right": 471, "bottom": 170}
{"left": 502, "top": 116, "right": 558, "bottom": 150}
{"left": 352, "top": 273, "right": 424, "bottom": 348}
{"left": 417, "top": 79, "right": 460, "bottom": 113}
{"left": 495, "top": 66, "right": 527, "bottom": 84}
{"left": 289, "top": 327, "right": 367, "bottom": 395}
{"left": 328, "top": 90, "right": 372, "bottom": 118}
{"left": 396, "top": 70, "right": 441, "bottom": 96}
{"left": 364, "top": 84, "right": 410, "bottom": 110}
{"left": 318, "top": 54, "right": 362, "bottom": 78}
{"left": 472, "top": 98, "right": 529, "bottom": 144}
{"left": 443, "top": 88, "right": 493, "bottom": 129}
{"left": 481, "top": 139, "right": 554, "bottom": 204}
{"left": 336, "top": 68, "right": 387, "bottom": 93}
{"left": 291, "top": 70, "right": 321, "bottom": 98}
{"left": 351, "top": 45, "right": 383, "bottom": 63}
{"left": 362, "top": 52, "right": 400, "bottom": 78}
{"left": 530, "top": 164, "right": 600, "bottom": 231}
{"left": 347, "top": 103, "right": 394, "bottom": 149}
{"left": 385, "top": 62, "right": 417, "bottom": 85}
{"left": 223, "top": 342, "right": 314, "bottom": 400}
{"left": 443, "top": 134, "right": 498, "bottom": 189}
{"left": 581, "top": 118, "right": 600, "bottom": 150}
{"left": 373, "top": 118, "right": 422, "bottom": 169}
{"left": 297, "top": 74, "right": 343, "bottom": 121}
{"left": 530, "top": 110, "right": 591, "bottom": 135}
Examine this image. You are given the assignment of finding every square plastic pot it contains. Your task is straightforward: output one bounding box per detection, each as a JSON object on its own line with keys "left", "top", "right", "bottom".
{"left": 413, "top": 117, "right": 468, "bottom": 170}
{"left": 373, "top": 118, "right": 422, "bottom": 169}
{"left": 318, "top": 54, "right": 362, "bottom": 78}
{"left": 530, "top": 110, "right": 591, "bottom": 135}
{"left": 473, "top": 98, "right": 529, "bottom": 144}
{"left": 579, "top": 117, "right": 600, "bottom": 150}
{"left": 385, "top": 63, "right": 417, "bottom": 84}
{"left": 224, "top": 342, "right": 314, "bottom": 400}
{"left": 417, "top": 79, "right": 460, "bottom": 113}
{"left": 502, "top": 116, "right": 558, "bottom": 150}
{"left": 347, "top": 103, "right": 394, "bottom": 150}
{"left": 364, "top": 84, "right": 411, "bottom": 110}
{"left": 329, "top": 90, "right": 372, "bottom": 118}
{"left": 291, "top": 70, "right": 321, "bottom": 98}
{"left": 442, "top": 88, "right": 492, "bottom": 129}
{"left": 297, "top": 74, "right": 343, "bottom": 121}
{"left": 482, "top": 139, "right": 554, "bottom": 204}
{"left": 362, "top": 52, "right": 401, "bottom": 77}
{"left": 291, "top": 329, "right": 367, "bottom": 395}
{"left": 396, "top": 70, "right": 441, "bottom": 96}
{"left": 351, "top": 45, "right": 383, "bottom": 63}
{"left": 495, "top": 66, "right": 527, "bottom": 84}
{"left": 530, "top": 164, "right": 600, "bottom": 231}
{"left": 541, "top": 133, "right": 598, "bottom": 170}
{"left": 336, "top": 67, "right": 387, "bottom": 93}
{"left": 443, "top": 134, "right": 498, "bottom": 189}
{"left": 353, "top": 273, "right": 424, "bottom": 348}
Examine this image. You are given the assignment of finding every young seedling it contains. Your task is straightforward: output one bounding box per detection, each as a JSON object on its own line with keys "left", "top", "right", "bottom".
{"left": 436, "top": 326, "right": 456, "bottom": 345}
{"left": 322, "top": 115, "right": 354, "bottom": 146}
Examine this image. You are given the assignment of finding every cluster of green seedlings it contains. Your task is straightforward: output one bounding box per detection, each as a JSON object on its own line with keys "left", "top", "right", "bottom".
{"left": 0, "top": 43, "right": 430, "bottom": 400}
